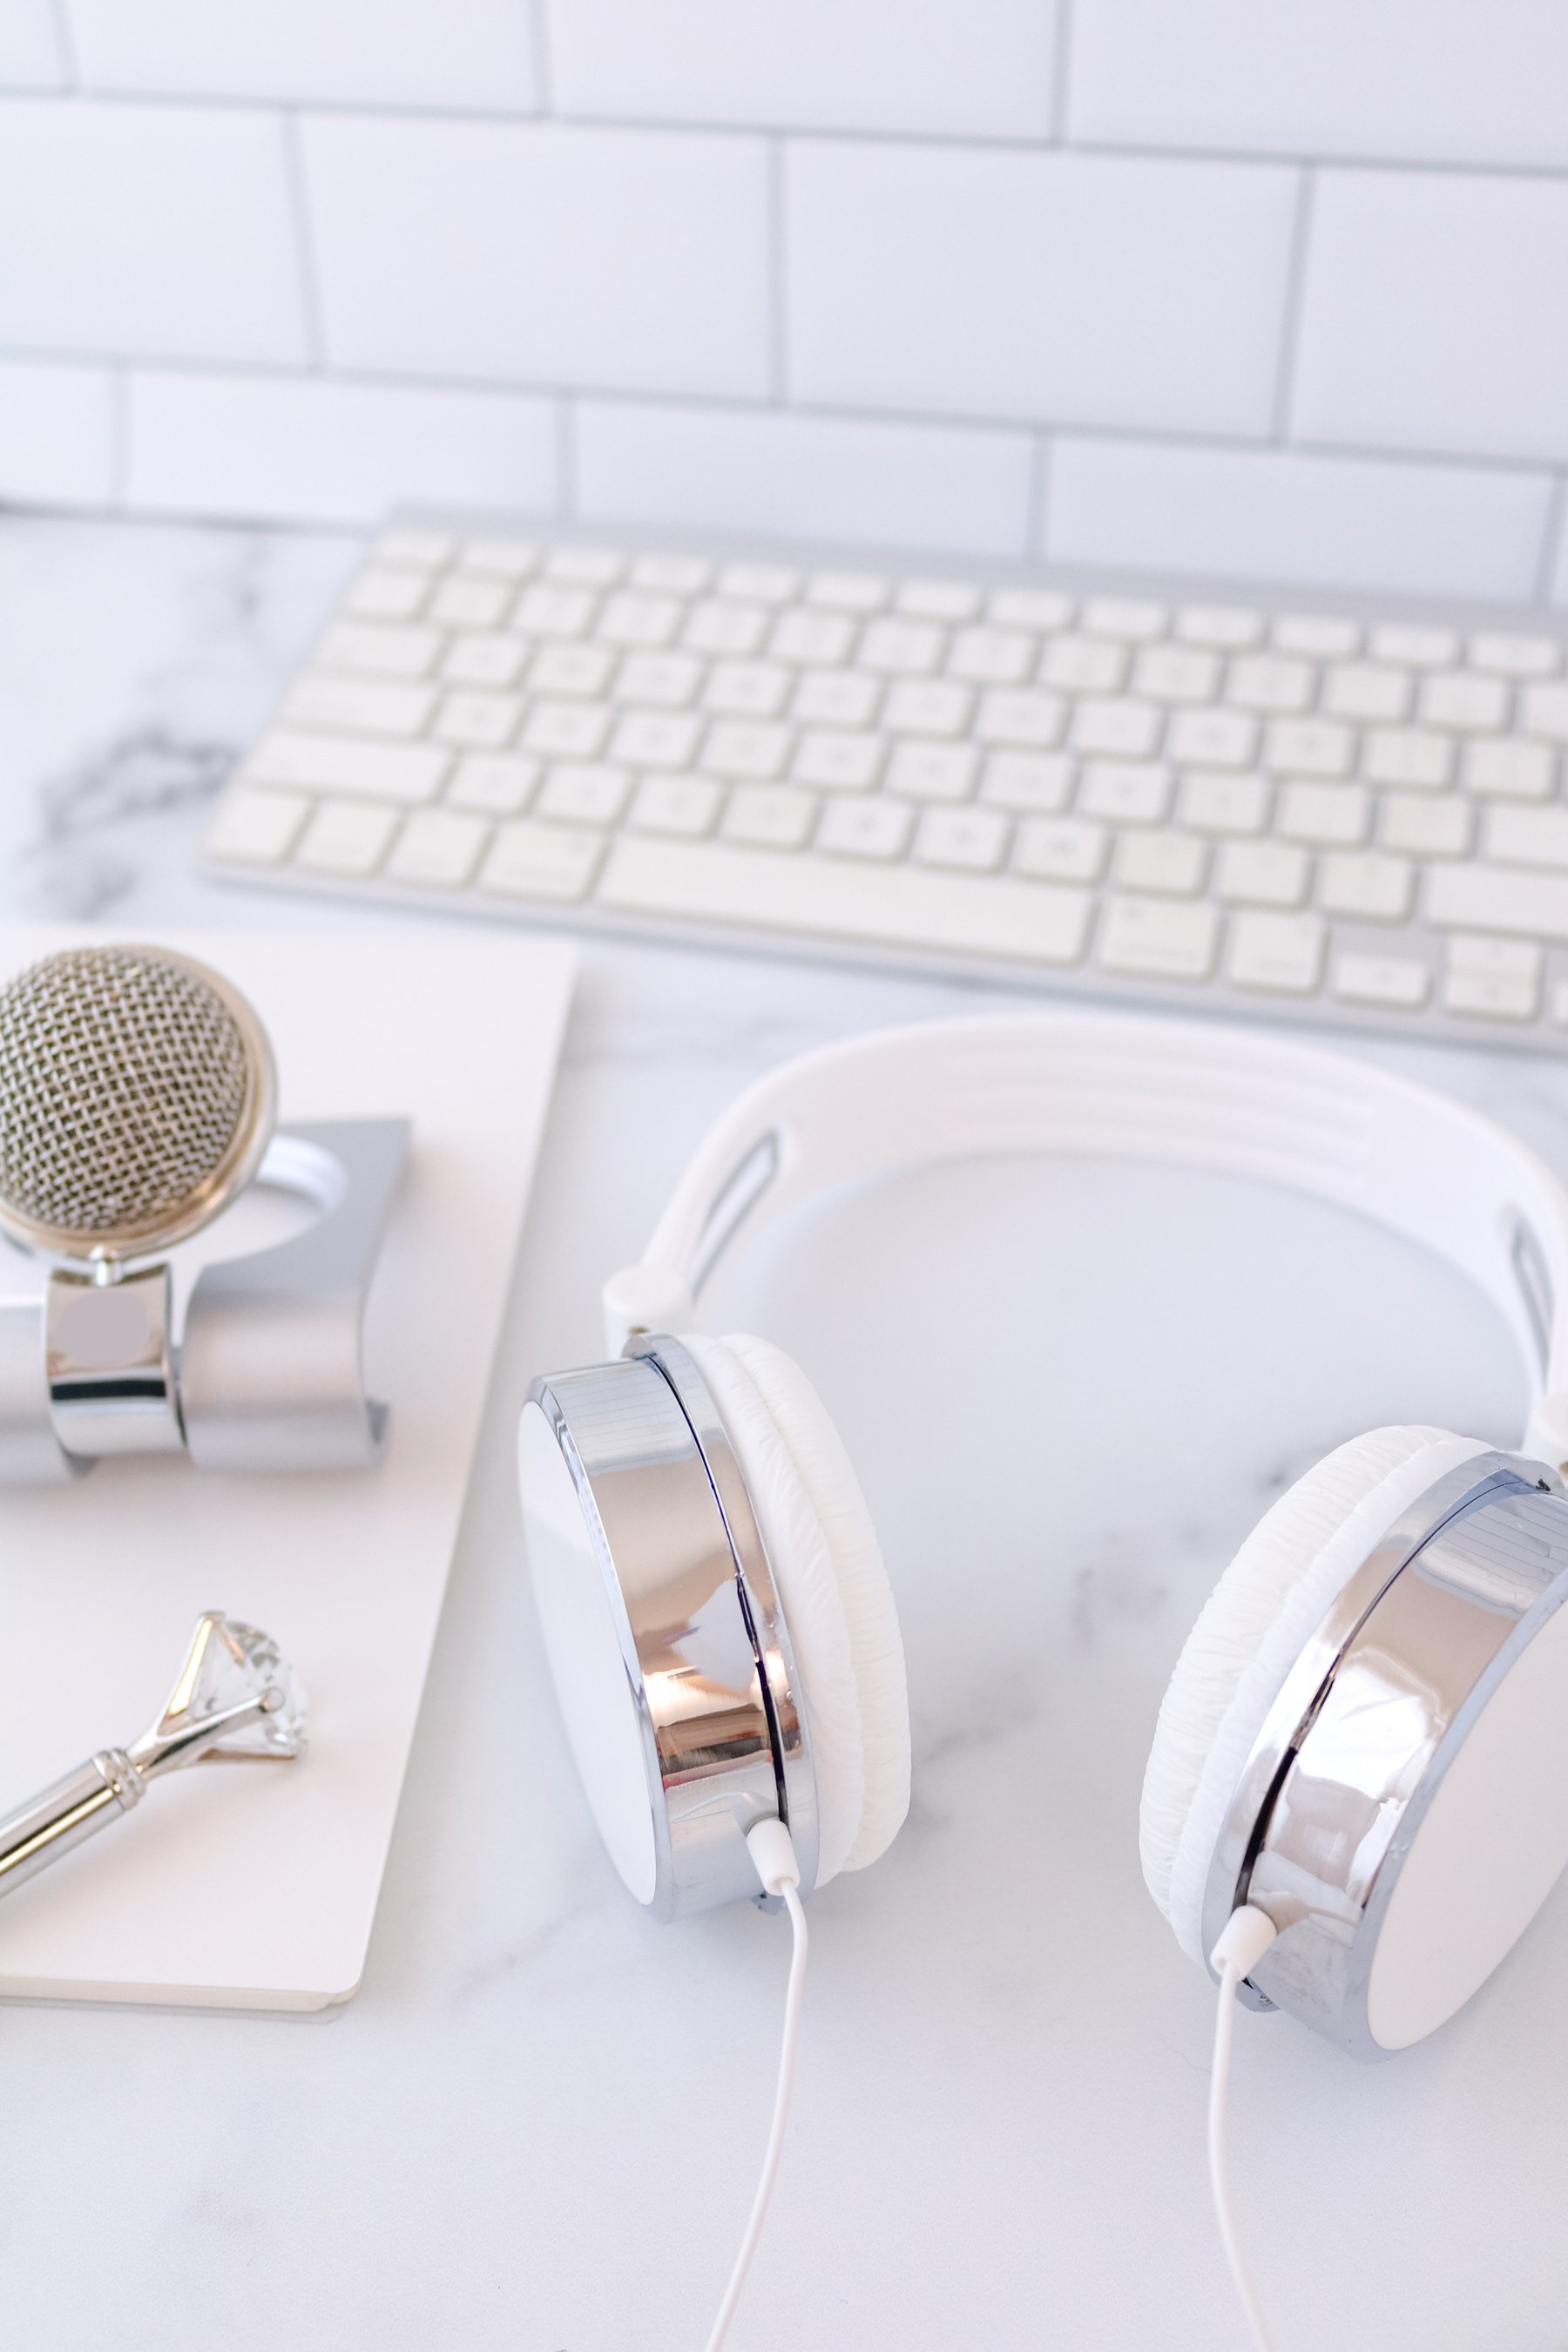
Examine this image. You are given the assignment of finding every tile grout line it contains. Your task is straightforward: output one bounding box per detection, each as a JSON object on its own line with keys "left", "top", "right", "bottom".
{"left": 45, "top": 0, "right": 78, "bottom": 87}
{"left": 767, "top": 136, "right": 789, "bottom": 403}
{"left": 529, "top": 0, "right": 553, "bottom": 116}
{"left": 1047, "top": 0, "right": 1074, "bottom": 143}
{"left": 1269, "top": 163, "right": 1315, "bottom": 443}
{"left": 281, "top": 111, "right": 329, "bottom": 369}
{"left": 1532, "top": 471, "right": 1568, "bottom": 605}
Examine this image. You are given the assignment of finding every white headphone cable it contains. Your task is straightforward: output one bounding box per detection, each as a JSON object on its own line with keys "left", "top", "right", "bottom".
{"left": 704, "top": 1820, "right": 811, "bottom": 2352}
{"left": 1208, "top": 1906, "right": 1281, "bottom": 2352}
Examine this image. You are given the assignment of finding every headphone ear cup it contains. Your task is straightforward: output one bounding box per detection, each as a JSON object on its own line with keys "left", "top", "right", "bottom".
{"left": 1140, "top": 1424, "right": 1491, "bottom": 1966}
{"left": 679, "top": 1333, "right": 910, "bottom": 1886}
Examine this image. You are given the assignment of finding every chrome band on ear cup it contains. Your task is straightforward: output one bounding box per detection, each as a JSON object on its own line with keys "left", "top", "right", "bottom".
{"left": 522, "top": 1340, "right": 816, "bottom": 1921}
{"left": 1202, "top": 1453, "right": 1568, "bottom": 2058}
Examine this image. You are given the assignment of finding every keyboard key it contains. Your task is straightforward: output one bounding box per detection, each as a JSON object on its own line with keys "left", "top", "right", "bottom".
{"left": 817, "top": 796, "right": 912, "bottom": 859}
{"left": 885, "top": 742, "right": 978, "bottom": 801}
{"left": 1230, "top": 654, "right": 1314, "bottom": 712}
{"left": 1485, "top": 802, "right": 1568, "bottom": 869}
{"left": 375, "top": 528, "right": 452, "bottom": 567}
{"left": 989, "top": 589, "right": 1072, "bottom": 630}
{"left": 717, "top": 563, "right": 798, "bottom": 604}
{"left": 530, "top": 643, "right": 615, "bottom": 697}
{"left": 1323, "top": 663, "right": 1410, "bottom": 722}
{"left": 433, "top": 690, "right": 524, "bottom": 748}
{"left": 807, "top": 570, "right": 888, "bottom": 612}
{"left": 1463, "top": 738, "right": 1555, "bottom": 799}
{"left": 1443, "top": 935, "right": 1542, "bottom": 1022}
{"left": 981, "top": 751, "right": 1074, "bottom": 814}
{"left": 794, "top": 670, "right": 882, "bottom": 727}
{"left": 1379, "top": 791, "right": 1471, "bottom": 857}
{"left": 446, "top": 754, "right": 538, "bottom": 814}
{"left": 443, "top": 633, "right": 527, "bottom": 687}
{"left": 1084, "top": 597, "right": 1166, "bottom": 640}
{"left": 598, "top": 592, "right": 681, "bottom": 647}
{"left": 481, "top": 818, "right": 605, "bottom": 902}
{"left": 598, "top": 837, "right": 1092, "bottom": 965}
{"left": 537, "top": 762, "right": 632, "bottom": 826}
{"left": 1166, "top": 707, "right": 1257, "bottom": 767}
{"left": 544, "top": 546, "right": 624, "bottom": 585}
{"left": 523, "top": 702, "right": 612, "bottom": 759}
{"left": 769, "top": 610, "right": 854, "bottom": 666}
{"left": 1071, "top": 699, "right": 1160, "bottom": 757}
{"left": 1370, "top": 625, "right": 1458, "bottom": 668}
{"left": 1335, "top": 953, "right": 1430, "bottom": 1010}
{"left": 1098, "top": 895, "right": 1219, "bottom": 980}
{"left": 1013, "top": 817, "right": 1108, "bottom": 884}
{"left": 1178, "top": 605, "right": 1262, "bottom": 648}
{"left": 294, "top": 798, "right": 399, "bottom": 875}
{"left": 1427, "top": 864, "right": 1568, "bottom": 943}
{"left": 626, "top": 776, "right": 723, "bottom": 837}
{"left": 1177, "top": 770, "right": 1270, "bottom": 835}
{"left": 429, "top": 577, "right": 510, "bottom": 630}
{"left": 1133, "top": 645, "right": 1220, "bottom": 703}
{"left": 206, "top": 785, "right": 310, "bottom": 865}
{"left": 793, "top": 730, "right": 884, "bottom": 791}
{"left": 245, "top": 729, "right": 449, "bottom": 804}
{"left": 1215, "top": 841, "right": 1310, "bottom": 908}
{"left": 630, "top": 554, "right": 710, "bottom": 594}
{"left": 1113, "top": 830, "right": 1207, "bottom": 895}
{"left": 1318, "top": 850, "right": 1413, "bottom": 922}
{"left": 883, "top": 680, "right": 972, "bottom": 737}
{"left": 386, "top": 808, "right": 489, "bottom": 889}
{"left": 609, "top": 710, "right": 702, "bottom": 768}
{"left": 704, "top": 661, "right": 791, "bottom": 718}
{"left": 722, "top": 785, "right": 817, "bottom": 848}
{"left": 1361, "top": 728, "right": 1452, "bottom": 788}
{"left": 1520, "top": 684, "right": 1568, "bottom": 741}
{"left": 1277, "top": 780, "right": 1369, "bottom": 846}
{"left": 1273, "top": 613, "right": 1359, "bottom": 658}
{"left": 860, "top": 618, "right": 943, "bottom": 675}
{"left": 1041, "top": 634, "right": 1126, "bottom": 693}
{"left": 514, "top": 585, "right": 595, "bottom": 638}
{"left": 1420, "top": 672, "right": 1510, "bottom": 732}
{"left": 1470, "top": 632, "right": 1559, "bottom": 677}
{"left": 686, "top": 602, "right": 771, "bottom": 659}
{"left": 901, "top": 578, "right": 982, "bottom": 621}
{"left": 977, "top": 689, "right": 1065, "bottom": 749}
{"left": 949, "top": 627, "right": 1033, "bottom": 685}
{"left": 912, "top": 806, "right": 1010, "bottom": 873}
{"left": 703, "top": 722, "right": 790, "bottom": 781}
{"left": 460, "top": 537, "right": 538, "bottom": 578}
{"left": 1227, "top": 910, "right": 1325, "bottom": 995}
{"left": 615, "top": 652, "right": 702, "bottom": 707}
{"left": 1265, "top": 718, "right": 1354, "bottom": 778}
{"left": 282, "top": 676, "right": 436, "bottom": 738}
{"left": 318, "top": 621, "right": 441, "bottom": 679}
{"left": 345, "top": 566, "right": 429, "bottom": 620}
{"left": 1078, "top": 760, "right": 1171, "bottom": 825}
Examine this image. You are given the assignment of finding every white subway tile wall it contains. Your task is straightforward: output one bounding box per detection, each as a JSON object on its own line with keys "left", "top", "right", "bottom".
{"left": 1, "top": 0, "right": 1566, "bottom": 605}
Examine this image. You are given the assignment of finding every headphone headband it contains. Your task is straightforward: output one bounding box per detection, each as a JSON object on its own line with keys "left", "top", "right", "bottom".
{"left": 604, "top": 1011, "right": 1568, "bottom": 1466}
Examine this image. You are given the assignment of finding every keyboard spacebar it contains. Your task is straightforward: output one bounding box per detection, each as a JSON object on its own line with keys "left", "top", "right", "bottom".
{"left": 598, "top": 838, "right": 1092, "bottom": 965}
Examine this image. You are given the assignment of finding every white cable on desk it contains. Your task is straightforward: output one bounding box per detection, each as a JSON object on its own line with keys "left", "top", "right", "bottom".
{"left": 1208, "top": 1906, "right": 1281, "bottom": 2352}
{"left": 705, "top": 1821, "right": 811, "bottom": 2352}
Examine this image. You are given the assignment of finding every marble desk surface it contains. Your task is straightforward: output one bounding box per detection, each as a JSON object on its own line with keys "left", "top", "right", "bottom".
{"left": 3, "top": 513, "right": 1568, "bottom": 2352}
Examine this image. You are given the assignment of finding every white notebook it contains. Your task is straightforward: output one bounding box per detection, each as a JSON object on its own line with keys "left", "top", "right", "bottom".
{"left": 0, "top": 923, "right": 576, "bottom": 2011}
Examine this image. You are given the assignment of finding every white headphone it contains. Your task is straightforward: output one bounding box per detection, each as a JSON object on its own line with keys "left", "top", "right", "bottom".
{"left": 518, "top": 1009, "right": 1568, "bottom": 2346}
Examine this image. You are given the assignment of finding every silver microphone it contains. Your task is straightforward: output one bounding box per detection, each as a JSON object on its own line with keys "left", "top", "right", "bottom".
{"left": 0, "top": 943, "right": 276, "bottom": 1269}
{"left": 0, "top": 942, "right": 409, "bottom": 1481}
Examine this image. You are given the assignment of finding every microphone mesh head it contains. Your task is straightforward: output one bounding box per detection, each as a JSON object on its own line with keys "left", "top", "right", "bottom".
{"left": 0, "top": 944, "right": 274, "bottom": 1257}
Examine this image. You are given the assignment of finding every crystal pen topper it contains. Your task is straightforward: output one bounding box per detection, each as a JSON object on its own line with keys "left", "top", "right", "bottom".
{"left": 0, "top": 1614, "right": 306, "bottom": 1902}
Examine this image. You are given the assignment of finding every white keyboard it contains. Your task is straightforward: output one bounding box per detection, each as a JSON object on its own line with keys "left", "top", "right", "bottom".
{"left": 205, "top": 517, "right": 1561, "bottom": 1053}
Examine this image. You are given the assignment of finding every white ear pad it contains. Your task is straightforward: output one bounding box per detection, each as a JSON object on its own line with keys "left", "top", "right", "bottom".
{"left": 679, "top": 1333, "right": 910, "bottom": 1886}
{"left": 1140, "top": 1424, "right": 1491, "bottom": 1965}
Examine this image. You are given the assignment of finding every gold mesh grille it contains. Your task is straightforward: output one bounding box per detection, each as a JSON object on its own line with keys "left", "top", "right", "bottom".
{"left": 0, "top": 946, "right": 253, "bottom": 1243}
